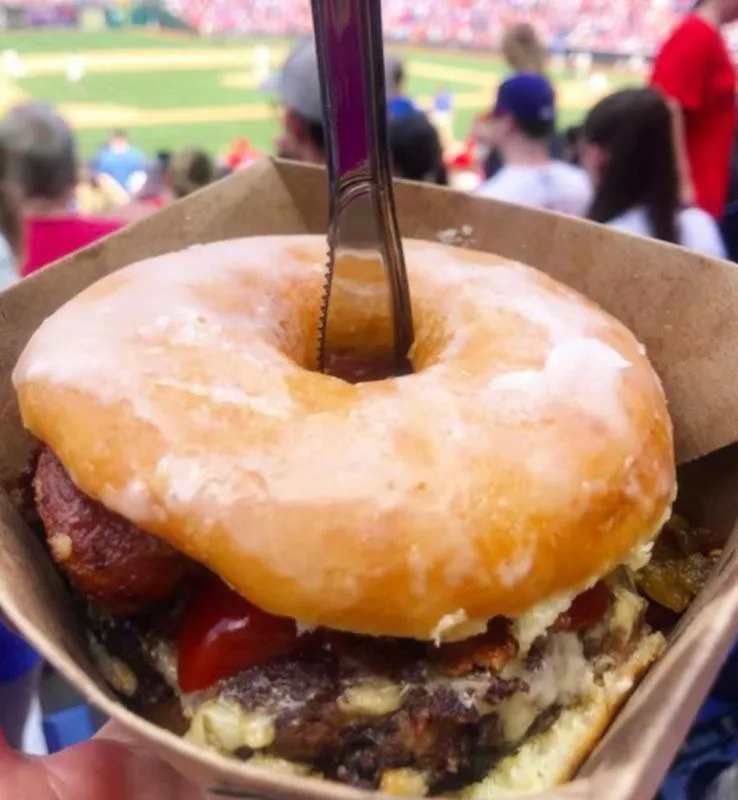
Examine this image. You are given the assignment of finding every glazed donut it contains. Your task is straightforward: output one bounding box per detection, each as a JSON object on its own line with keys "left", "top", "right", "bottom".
{"left": 13, "top": 235, "right": 675, "bottom": 641}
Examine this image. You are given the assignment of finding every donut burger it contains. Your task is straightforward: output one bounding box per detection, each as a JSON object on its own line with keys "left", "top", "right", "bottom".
{"left": 12, "top": 235, "right": 677, "bottom": 796}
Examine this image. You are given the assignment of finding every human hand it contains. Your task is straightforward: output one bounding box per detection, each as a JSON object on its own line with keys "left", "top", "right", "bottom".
{"left": 0, "top": 720, "right": 210, "bottom": 800}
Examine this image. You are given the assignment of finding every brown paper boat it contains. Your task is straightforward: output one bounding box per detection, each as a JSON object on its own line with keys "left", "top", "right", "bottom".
{"left": 1, "top": 159, "right": 738, "bottom": 799}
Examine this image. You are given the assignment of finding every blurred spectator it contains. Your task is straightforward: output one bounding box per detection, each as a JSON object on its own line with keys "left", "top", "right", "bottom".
{"left": 386, "top": 56, "right": 419, "bottom": 118}
{"left": 431, "top": 86, "right": 455, "bottom": 154}
{"left": 157, "top": 149, "right": 173, "bottom": 175}
{"left": 109, "top": 146, "right": 217, "bottom": 223}
{"left": 224, "top": 137, "right": 262, "bottom": 170}
{"left": 562, "top": 124, "right": 583, "bottom": 166}
{"left": 651, "top": 0, "right": 738, "bottom": 219}
{"left": 477, "top": 74, "right": 591, "bottom": 216}
{"left": 389, "top": 111, "right": 447, "bottom": 185}
{"left": 76, "top": 165, "right": 130, "bottom": 216}
{"left": 169, "top": 146, "right": 216, "bottom": 198}
{"left": 0, "top": 142, "right": 21, "bottom": 288}
{"left": 501, "top": 22, "right": 548, "bottom": 74}
{"left": 93, "top": 129, "right": 147, "bottom": 195}
{"left": 262, "top": 39, "right": 325, "bottom": 164}
{"left": 0, "top": 102, "right": 124, "bottom": 277}
{"left": 581, "top": 88, "right": 726, "bottom": 258}
{"left": 484, "top": 22, "right": 562, "bottom": 181}
{"left": 134, "top": 151, "right": 173, "bottom": 210}
{"left": 171, "top": 0, "right": 685, "bottom": 57}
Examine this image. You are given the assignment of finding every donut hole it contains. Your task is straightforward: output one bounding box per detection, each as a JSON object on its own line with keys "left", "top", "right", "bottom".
{"left": 322, "top": 351, "right": 414, "bottom": 384}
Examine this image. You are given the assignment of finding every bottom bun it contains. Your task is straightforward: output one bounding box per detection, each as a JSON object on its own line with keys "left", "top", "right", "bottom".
{"left": 463, "top": 631, "right": 666, "bottom": 798}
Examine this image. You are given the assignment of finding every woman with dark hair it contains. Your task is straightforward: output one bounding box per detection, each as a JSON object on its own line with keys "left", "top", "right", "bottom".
{"left": 168, "top": 146, "right": 216, "bottom": 199}
{"left": 580, "top": 88, "right": 726, "bottom": 257}
{"left": 389, "top": 111, "right": 448, "bottom": 186}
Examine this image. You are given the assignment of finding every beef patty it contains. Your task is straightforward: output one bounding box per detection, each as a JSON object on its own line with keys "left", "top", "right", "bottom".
{"left": 218, "top": 635, "right": 528, "bottom": 790}
{"left": 88, "top": 600, "right": 612, "bottom": 793}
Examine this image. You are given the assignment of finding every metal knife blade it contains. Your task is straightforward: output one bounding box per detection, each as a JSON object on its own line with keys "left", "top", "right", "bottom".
{"left": 311, "top": 0, "right": 414, "bottom": 378}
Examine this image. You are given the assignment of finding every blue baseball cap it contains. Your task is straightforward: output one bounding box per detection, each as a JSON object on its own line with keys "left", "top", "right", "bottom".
{"left": 493, "top": 73, "right": 556, "bottom": 126}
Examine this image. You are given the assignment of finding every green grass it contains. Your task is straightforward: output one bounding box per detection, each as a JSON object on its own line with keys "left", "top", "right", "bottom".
{"left": 3, "top": 30, "right": 212, "bottom": 52}
{"left": 2, "top": 29, "right": 641, "bottom": 159}
{"left": 18, "top": 70, "right": 269, "bottom": 110}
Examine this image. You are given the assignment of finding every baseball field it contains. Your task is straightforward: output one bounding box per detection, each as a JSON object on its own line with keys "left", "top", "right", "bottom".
{"left": 0, "top": 29, "right": 643, "bottom": 159}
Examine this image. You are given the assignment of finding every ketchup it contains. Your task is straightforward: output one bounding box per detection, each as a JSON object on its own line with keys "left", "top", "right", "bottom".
{"left": 176, "top": 577, "right": 612, "bottom": 692}
{"left": 177, "top": 575, "right": 309, "bottom": 693}
{"left": 553, "top": 582, "right": 611, "bottom": 633}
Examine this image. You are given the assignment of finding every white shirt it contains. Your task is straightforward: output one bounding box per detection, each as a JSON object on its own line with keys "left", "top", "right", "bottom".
{"left": 607, "top": 206, "right": 727, "bottom": 260}
{"left": 476, "top": 162, "right": 592, "bottom": 217}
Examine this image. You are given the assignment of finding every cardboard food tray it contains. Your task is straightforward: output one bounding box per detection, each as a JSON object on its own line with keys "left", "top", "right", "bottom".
{"left": 1, "top": 158, "right": 738, "bottom": 799}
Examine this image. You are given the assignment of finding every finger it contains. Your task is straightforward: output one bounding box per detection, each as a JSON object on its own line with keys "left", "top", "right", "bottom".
{"left": 47, "top": 738, "right": 208, "bottom": 800}
{"left": 0, "top": 732, "right": 43, "bottom": 800}
{"left": 94, "top": 721, "right": 215, "bottom": 797}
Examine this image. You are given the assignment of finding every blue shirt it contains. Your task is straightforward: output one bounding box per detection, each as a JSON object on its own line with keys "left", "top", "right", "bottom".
{"left": 95, "top": 144, "right": 147, "bottom": 192}
{"left": 388, "top": 96, "right": 418, "bottom": 118}
{"left": 0, "top": 623, "right": 40, "bottom": 683}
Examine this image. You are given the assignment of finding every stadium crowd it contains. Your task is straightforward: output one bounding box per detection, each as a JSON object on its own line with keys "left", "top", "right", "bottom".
{"left": 169, "top": 0, "right": 701, "bottom": 56}
{"left": 0, "top": 0, "right": 737, "bottom": 796}
{"left": 1, "top": 0, "right": 735, "bottom": 285}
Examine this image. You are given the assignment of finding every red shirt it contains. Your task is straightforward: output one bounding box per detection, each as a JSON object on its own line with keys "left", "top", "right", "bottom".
{"left": 22, "top": 215, "right": 124, "bottom": 277}
{"left": 651, "top": 15, "right": 736, "bottom": 219}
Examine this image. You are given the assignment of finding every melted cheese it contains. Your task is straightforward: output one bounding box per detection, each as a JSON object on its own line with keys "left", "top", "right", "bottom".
{"left": 380, "top": 768, "right": 430, "bottom": 797}
{"left": 609, "top": 586, "right": 647, "bottom": 644}
{"left": 499, "top": 633, "right": 592, "bottom": 741}
{"left": 88, "top": 637, "right": 139, "bottom": 698}
{"left": 338, "top": 681, "right": 405, "bottom": 717}
{"left": 185, "top": 700, "right": 275, "bottom": 753}
{"left": 511, "top": 522, "right": 662, "bottom": 654}
{"left": 430, "top": 609, "right": 487, "bottom": 644}
{"left": 512, "top": 593, "right": 578, "bottom": 655}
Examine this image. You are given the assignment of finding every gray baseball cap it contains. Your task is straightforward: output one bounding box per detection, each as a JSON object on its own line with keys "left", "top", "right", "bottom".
{"left": 261, "top": 38, "right": 323, "bottom": 124}
{"left": 261, "top": 39, "right": 404, "bottom": 124}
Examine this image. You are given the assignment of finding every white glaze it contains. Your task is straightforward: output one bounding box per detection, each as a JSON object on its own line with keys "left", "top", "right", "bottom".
{"left": 14, "top": 236, "right": 676, "bottom": 639}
